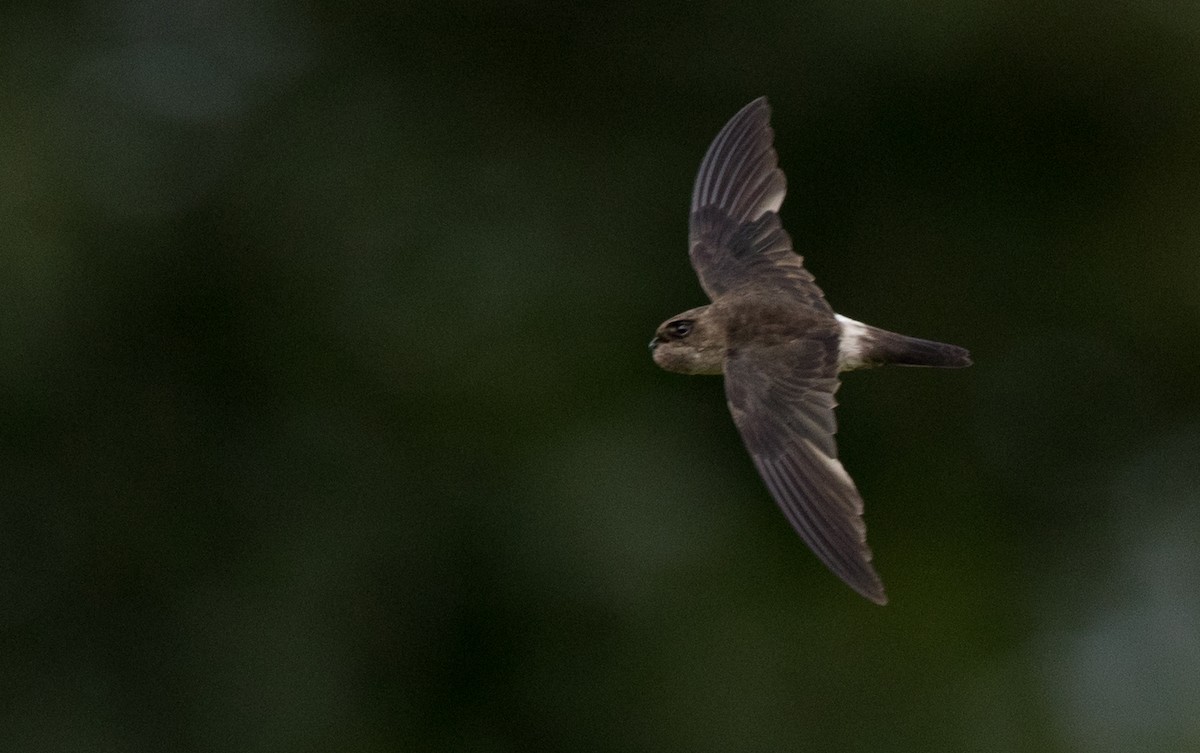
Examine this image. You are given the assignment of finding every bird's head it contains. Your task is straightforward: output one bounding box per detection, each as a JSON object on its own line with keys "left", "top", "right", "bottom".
{"left": 649, "top": 305, "right": 725, "bottom": 375}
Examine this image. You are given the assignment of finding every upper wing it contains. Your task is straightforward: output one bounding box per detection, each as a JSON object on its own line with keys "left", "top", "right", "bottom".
{"left": 724, "top": 338, "right": 887, "bottom": 604}
{"left": 688, "top": 97, "right": 831, "bottom": 313}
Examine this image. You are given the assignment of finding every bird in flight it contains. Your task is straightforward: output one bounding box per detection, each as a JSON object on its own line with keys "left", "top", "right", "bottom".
{"left": 650, "top": 97, "right": 971, "bottom": 604}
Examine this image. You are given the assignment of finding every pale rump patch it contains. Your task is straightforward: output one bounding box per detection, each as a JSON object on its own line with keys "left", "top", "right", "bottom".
{"left": 835, "top": 314, "right": 874, "bottom": 371}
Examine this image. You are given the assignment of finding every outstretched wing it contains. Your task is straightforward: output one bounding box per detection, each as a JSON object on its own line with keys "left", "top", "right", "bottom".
{"left": 688, "top": 97, "right": 831, "bottom": 313}
{"left": 724, "top": 338, "right": 887, "bottom": 604}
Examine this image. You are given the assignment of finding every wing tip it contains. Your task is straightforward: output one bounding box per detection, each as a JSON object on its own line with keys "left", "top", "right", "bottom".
{"left": 743, "top": 95, "right": 771, "bottom": 117}
{"left": 850, "top": 535, "right": 888, "bottom": 605}
{"left": 858, "top": 580, "right": 889, "bottom": 606}
{"left": 691, "top": 96, "right": 784, "bottom": 220}
{"left": 841, "top": 549, "right": 888, "bottom": 605}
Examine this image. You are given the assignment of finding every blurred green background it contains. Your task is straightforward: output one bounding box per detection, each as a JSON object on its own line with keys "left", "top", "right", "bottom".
{"left": 4, "top": 1, "right": 1200, "bottom": 751}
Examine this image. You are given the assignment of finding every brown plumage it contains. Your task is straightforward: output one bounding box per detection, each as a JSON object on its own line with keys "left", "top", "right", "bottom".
{"left": 650, "top": 97, "right": 971, "bottom": 604}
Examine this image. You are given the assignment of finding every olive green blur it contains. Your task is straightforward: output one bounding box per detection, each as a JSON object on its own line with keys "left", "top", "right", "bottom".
{"left": 3, "top": 2, "right": 1200, "bottom": 751}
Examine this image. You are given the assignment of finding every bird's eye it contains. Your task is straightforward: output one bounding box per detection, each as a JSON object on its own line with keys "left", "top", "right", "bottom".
{"left": 666, "top": 320, "right": 693, "bottom": 339}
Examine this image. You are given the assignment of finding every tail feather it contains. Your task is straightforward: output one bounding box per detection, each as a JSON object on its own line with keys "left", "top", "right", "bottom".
{"left": 868, "top": 330, "right": 973, "bottom": 368}
{"left": 836, "top": 315, "right": 972, "bottom": 371}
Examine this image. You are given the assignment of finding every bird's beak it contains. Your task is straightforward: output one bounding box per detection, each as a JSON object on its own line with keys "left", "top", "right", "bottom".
{"left": 648, "top": 337, "right": 661, "bottom": 351}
